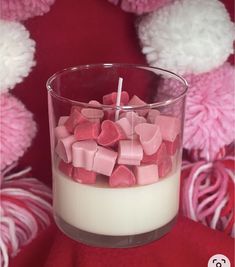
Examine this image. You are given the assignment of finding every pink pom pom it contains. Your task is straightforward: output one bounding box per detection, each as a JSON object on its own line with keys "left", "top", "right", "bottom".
{"left": 109, "top": 0, "right": 173, "bottom": 14}
{"left": 0, "top": 93, "right": 37, "bottom": 171}
{"left": 158, "top": 63, "right": 235, "bottom": 161}
{"left": 184, "top": 63, "right": 235, "bottom": 161}
{"left": 0, "top": 0, "right": 55, "bottom": 21}
{"left": 0, "top": 167, "right": 52, "bottom": 266}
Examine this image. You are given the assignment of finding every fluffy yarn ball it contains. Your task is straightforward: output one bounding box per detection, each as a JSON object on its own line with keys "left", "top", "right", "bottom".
{"left": 0, "top": 169, "right": 52, "bottom": 267}
{"left": 159, "top": 63, "right": 235, "bottom": 161}
{"left": 0, "top": 20, "right": 36, "bottom": 92}
{"left": 0, "top": 93, "right": 37, "bottom": 171}
{"left": 0, "top": 0, "right": 55, "bottom": 21}
{"left": 138, "top": 0, "right": 234, "bottom": 75}
{"left": 108, "top": 0, "right": 173, "bottom": 14}
{"left": 184, "top": 63, "right": 235, "bottom": 161}
{"left": 182, "top": 158, "right": 234, "bottom": 237}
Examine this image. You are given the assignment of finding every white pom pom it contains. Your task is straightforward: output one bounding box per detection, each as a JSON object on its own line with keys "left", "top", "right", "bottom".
{"left": 138, "top": 0, "right": 234, "bottom": 75}
{"left": 0, "top": 20, "right": 36, "bottom": 92}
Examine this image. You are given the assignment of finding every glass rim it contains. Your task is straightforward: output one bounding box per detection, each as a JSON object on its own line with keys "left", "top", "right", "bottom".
{"left": 46, "top": 63, "right": 188, "bottom": 110}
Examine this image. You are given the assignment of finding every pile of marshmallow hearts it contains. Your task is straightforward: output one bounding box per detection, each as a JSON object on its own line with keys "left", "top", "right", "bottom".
{"left": 55, "top": 91, "right": 181, "bottom": 187}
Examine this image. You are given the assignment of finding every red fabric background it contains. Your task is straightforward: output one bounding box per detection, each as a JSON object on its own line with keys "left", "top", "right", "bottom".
{"left": 9, "top": 216, "right": 235, "bottom": 267}
{"left": 9, "top": 0, "right": 234, "bottom": 266}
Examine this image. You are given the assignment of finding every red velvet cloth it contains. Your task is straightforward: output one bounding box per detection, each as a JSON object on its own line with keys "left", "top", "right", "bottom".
{"left": 9, "top": 216, "right": 235, "bottom": 267}
{"left": 9, "top": 0, "right": 235, "bottom": 266}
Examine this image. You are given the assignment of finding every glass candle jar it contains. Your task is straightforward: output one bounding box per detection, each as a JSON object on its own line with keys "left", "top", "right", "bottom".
{"left": 47, "top": 63, "right": 188, "bottom": 248}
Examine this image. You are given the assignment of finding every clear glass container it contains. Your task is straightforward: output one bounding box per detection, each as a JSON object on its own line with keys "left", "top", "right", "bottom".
{"left": 47, "top": 63, "right": 188, "bottom": 248}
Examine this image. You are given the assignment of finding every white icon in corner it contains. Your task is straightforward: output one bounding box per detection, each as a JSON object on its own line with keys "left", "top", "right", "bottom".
{"left": 208, "top": 254, "right": 231, "bottom": 267}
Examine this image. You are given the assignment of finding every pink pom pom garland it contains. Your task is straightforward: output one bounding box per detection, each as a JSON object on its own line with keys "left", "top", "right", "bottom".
{"left": 108, "top": 0, "right": 173, "bottom": 14}
{"left": 0, "top": 2, "right": 54, "bottom": 266}
{"left": 0, "top": 0, "right": 55, "bottom": 21}
{"left": 0, "top": 93, "right": 37, "bottom": 171}
{"left": 0, "top": 166, "right": 52, "bottom": 267}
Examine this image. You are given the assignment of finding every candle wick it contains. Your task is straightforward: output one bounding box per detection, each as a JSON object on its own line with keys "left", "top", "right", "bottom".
{"left": 115, "top": 77, "right": 123, "bottom": 121}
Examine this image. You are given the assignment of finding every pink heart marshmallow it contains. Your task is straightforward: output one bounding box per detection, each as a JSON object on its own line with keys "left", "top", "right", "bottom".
{"left": 88, "top": 100, "right": 102, "bottom": 106}
{"left": 116, "top": 117, "right": 133, "bottom": 138}
{"left": 133, "top": 164, "right": 159, "bottom": 185}
{"left": 55, "top": 135, "right": 77, "bottom": 163}
{"left": 154, "top": 115, "right": 180, "bottom": 142}
{"left": 118, "top": 140, "right": 143, "bottom": 165}
{"left": 147, "top": 109, "right": 160, "bottom": 123}
{"left": 55, "top": 125, "right": 70, "bottom": 140}
{"left": 103, "top": 109, "right": 116, "bottom": 121}
{"left": 164, "top": 135, "right": 180, "bottom": 156}
{"left": 72, "top": 167, "right": 96, "bottom": 184}
{"left": 72, "top": 140, "right": 98, "bottom": 170}
{"left": 92, "top": 146, "right": 118, "bottom": 176}
{"left": 158, "top": 156, "right": 172, "bottom": 178}
{"left": 58, "top": 116, "right": 69, "bottom": 126}
{"left": 128, "top": 95, "right": 148, "bottom": 116}
{"left": 81, "top": 108, "right": 104, "bottom": 122}
{"left": 120, "top": 111, "right": 146, "bottom": 135}
{"left": 65, "top": 108, "right": 88, "bottom": 133}
{"left": 141, "top": 142, "right": 172, "bottom": 178}
{"left": 103, "top": 91, "right": 129, "bottom": 105}
{"left": 58, "top": 160, "right": 73, "bottom": 177}
{"left": 135, "top": 123, "right": 162, "bottom": 155}
{"left": 109, "top": 165, "right": 136, "bottom": 187}
{"left": 142, "top": 143, "right": 168, "bottom": 164}
{"left": 74, "top": 121, "right": 100, "bottom": 141}
{"left": 97, "top": 120, "right": 125, "bottom": 147}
